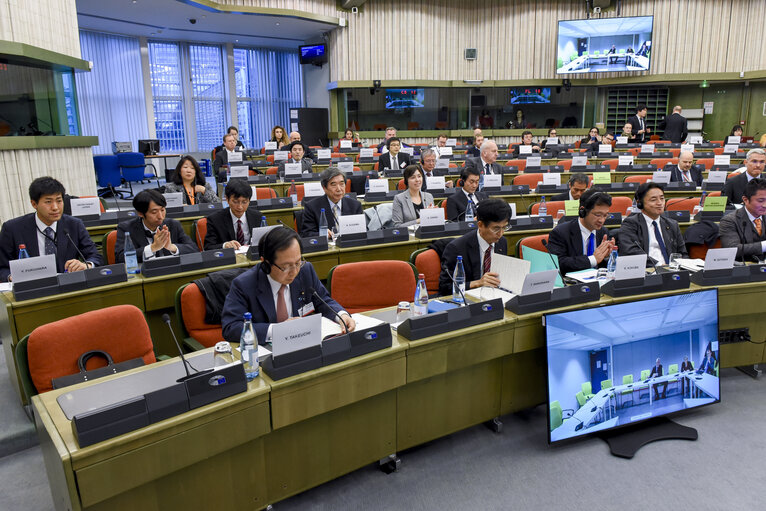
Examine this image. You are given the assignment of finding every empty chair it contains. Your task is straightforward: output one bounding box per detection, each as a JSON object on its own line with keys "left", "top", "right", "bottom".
{"left": 601, "top": 159, "right": 619, "bottom": 171}
{"left": 621, "top": 374, "right": 634, "bottom": 408}
{"left": 665, "top": 198, "right": 700, "bottom": 214}
{"left": 512, "top": 173, "right": 544, "bottom": 188}
{"left": 410, "top": 248, "right": 441, "bottom": 297}
{"left": 94, "top": 155, "right": 125, "bottom": 198}
{"left": 581, "top": 381, "right": 595, "bottom": 400}
{"left": 600, "top": 378, "right": 613, "bottom": 390}
{"left": 624, "top": 175, "right": 652, "bottom": 184}
{"left": 327, "top": 260, "right": 418, "bottom": 313}
{"left": 176, "top": 283, "right": 224, "bottom": 350}
{"left": 193, "top": 218, "right": 208, "bottom": 251}
{"left": 117, "top": 152, "right": 159, "bottom": 197}
{"left": 506, "top": 159, "right": 527, "bottom": 172}
{"left": 102, "top": 230, "right": 118, "bottom": 265}
{"left": 254, "top": 187, "right": 277, "bottom": 199}
{"left": 517, "top": 234, "right": 549, "bottom": 258}
{"left": 649, "top": 157, "right": 678, "bottom": 168}
{"left": 637, "top": 369, "right": 651, "bottom": 401}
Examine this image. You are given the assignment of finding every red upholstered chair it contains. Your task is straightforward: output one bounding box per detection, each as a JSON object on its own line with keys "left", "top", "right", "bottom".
{"left": 513, "top": 173, "right": 544, "bottom": 188}
{"left": 628, "top": 148, "right": 641, "bottom": 157}
{"left": 557, "top": 159, "right": 573, "bottom": 171}
{"left": 696, "top": 158, "right": 715, "bottom": 170}
{"left": 689, "top": 238, "right": 721, "bottom": 260}
{"left": 712, "top": 147, "right": 725, "bottom": 155}
{"left": 665, "top": 198, "right": 700, "bottom": 214}
{"left": 506, "top": 159, "right": 527, "bottom": 172}
{"left": 601, "top": 159, "right": 619, "bottom": 170}
{"left": 265, "top": 166, "right": 279, "bottom": 175}
{"left": 193, "top": 218, "right": 208, "bottom": 251}
{"left": 331, "top": 152, "right": 346, "bottom": 158}
{"left": 25, "top": 305, "right": 156, "bottom": 395}
{"left": 624, "top": 175, "right": 652, "bottom": 184}
{"left": 669, "top": 148, "right": 681, "bottom": 158}
{"left": 517, "top": 234, "right": 550, "bottom": 258}
{"left": 610, "top": 196, "right": 633, "bottom": 214}
{"left": 327, "top": 260, "right": 418, "bottom": 313}
{"left": 410, "top": 248, "right": 441, "bottom": 296}
{"left": 266, "top": 155, "right": 275, "bottom": 163}
{"left": 176, "top": 283, "right": 224, "bottom": 350}
{"left": 650, "top": 158, "right": 678, "bottom": 168}
{"left": 530, "top": 200, "right": 566, "bottom": 216}
{"left": 397, "top": 178, "right": 406, "bottom": 190}
{"left": 650, "top": 140, "right": 672, "bottom": 145}
{"left": 102, "top": 230, "right": 118, "bottom": 265}
{"left": 255, "top": 187, "right": 277, "bottom": 199}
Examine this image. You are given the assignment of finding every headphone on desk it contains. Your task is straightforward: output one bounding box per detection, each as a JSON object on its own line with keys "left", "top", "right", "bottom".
{"left": 578, "top": 190, "right": 611, "bottom": 218}
{"left": 634, "top": 182, "right": 664, "bottom": 210}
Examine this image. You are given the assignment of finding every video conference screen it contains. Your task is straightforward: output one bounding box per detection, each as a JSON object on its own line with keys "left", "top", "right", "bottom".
{"left": 510, "top": 87, "right": 551, "bottom": 105}
{"left": 545, "top": 289, "right": 720, "bottom": 444}
{"left": 385, "top": 88, "right": 425, "bottom": 109}
{"left": 556, "top": 15, "right": 653, "bottom": 74}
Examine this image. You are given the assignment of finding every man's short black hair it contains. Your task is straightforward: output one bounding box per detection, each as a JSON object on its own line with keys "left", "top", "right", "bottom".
{"left": 259, "top": 226, "right": 302, "bottom": 266}
{"left": 635, "top": 182, "right": 665, "bottom": 206}
{"left": 133, "top": 189, "right": 166, "bottom": 215}
{"left": 29, "top": 177, "right": 65, "bottom": 202}
{"left": 224, "top": 179, "right": 252, "bottom": 201}
{"left": 386, "top": 137, "right": 401, "bottom": 148}
{"left": 569, "top": 173, "right": 589, "bottom": 186}
{"left": 476, "top": 199, "right": 511, "bottom": 225}
{"left": 579, "top": 189, "right": 612, "bottom": 215}
{"left": 320, "top": 166, "right": 346, "bottom": 189}
{"left": 636, "top": 104, "right": 648, "bottom": 113}
{"left": 460, "top": 165, "right": 481, "bottom": 182}
{"left": 744, "top": 178, "right": 766, "bottom": 201}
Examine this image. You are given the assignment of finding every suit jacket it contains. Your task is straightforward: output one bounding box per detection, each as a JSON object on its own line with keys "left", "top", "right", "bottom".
{"left": 698, "top": 356, "right": 716, "bottom": 375}
{"left": 719, "top": 207, "right": 766, "bottom": 261}
{"left": 163, "top": 181, "right": 220, "bottom": 204}
{"left": 551, "top": 191, "right": 573, "bottom": 202}
{"left": 446, "top": 189, "right": 488, "bottom": 222}
{"left": 681, "top": 361, "right": 693, "bottom": 372}
{"left": 203, "top": 208, "right": 263, "bottom": 250}
{"left": 0, "top": 213, "right": 102, "bottom": 282}
{"left": 649, "top": 365, "right": 664, "bottom": 378}
{"left": 213, "top": 149, "right": 244, "bottom": 181}
{"left": 660, "top": 112, "right": 688, "bottom": 143}
{"left": 277, "top": 158, "right": 313, "bottom": 176}
{"left": 723, "top": 172, "right": 749, "bottom": 205}
{"left": 669, "top": 165, "right": 703, "bottom": 187}
{"left": 115, "top": 217, "right": 198, "bottom": 263}
{"left": 627, "top": 114, "right": 649, "bottom": 143}
{"left": 547, "top": 218, "right": 610, "bottom": 275}
{"left": 465, "top": 146, "right": 481, "bottom": 158}
{"left": 378, "top": 152, "right": 411, "bottom": 171}
{"left": 221, "top": 262, "right": 343, "bottom": 344}
{"left": 438, "top": 231, "right": 508, "bottom": 296}
{"left": 300, "top": 195, "right": 364, "bottom": 237}
{"left": 391, "top": 190, "right": 434, "bottom": 227}
{"left": 464, "top": 157, "right": 503, "bottom": 175}
{"left": 618, "top": 214, "right": 687, "bottom": 265}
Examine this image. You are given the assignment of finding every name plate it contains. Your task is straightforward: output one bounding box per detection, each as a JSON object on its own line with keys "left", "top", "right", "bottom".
{"left": 70, "top": 197, "right": 101, "bottom": 217}
{"left": 228, "top": 151, "right": 243, "bottom": 163}
{"left": 546, "top": 137, "right": 559, "bottom": 145}
{"left": 367, "top": 179, "right": 388, "bottom": 193}
{"left": 483, "top": 174, "right": 502, "bottom": 187}
{"left": 303, "top": 182, "right": 324, "bottom": 197}
{"left": 401, "top": 147, "right": 414, "bottom": 156}
{"left": 360, "top": 148, "right": 374, "bottom": 158}
{"left": 316, "top": 149, "right": 331, "bottom": 160}
{"left": 339, "top": 214, "right": 367, "bottom": 235}
{"left": 420, "top": 207, "right": 445, "bottom": 226}
{"left": 439, "top": 146, "right": 453, "bottom": 156}
{"left": 446, "top": 138, "right": 457, "bottom": 146}
{"left": 10, "top": 254, "right": 57, "bottom": 283}
{"left": 271, "top": 314, "right": 322, "bottom": 358}
{"left": 599, "top": 144, "right": 613, "bottom": 154}
{"left": 519, "top": 145, "right": 533, "bottom": 155}
{"left": 572, "top": 155, "right": 588, "bottom": 167}
{"left": 681, "top": 144, "right": 695, "bottom": 153}
{"left": 163, "top": 192, "right": 184, "bottom": 208}
{"left": 614, "top": 255, "right": 646, "bottom": 280}
{"left": 510, "top": 203, "right": 517, "bottom": 219}
{"left": 688, "top": 135, "right": 703, "bottom": 144}
{"left": 652, "top": 171, "right": 671, "bottom": 184}
{"left": 250, "top": 225, "right": 278, "bottom": 247}
{"left": 707, "top": 171, "right": 727, "bottom": 183}
{"left": 339, "top": 139, "right": 352, "bottom": 149}
{"left": 714, "top": 154, "right": 731, "bottom": 166}
{"left": 564, "top": 200, "right": 579, "bottom": 216}
{"left": 618, "top": 155, "right": 634, "bottom": 166}
{"left": 704, "top": 247, "right": 736, "bottom": 270}
{"left": 435, "top": 159, "right": 449, "bottom": 169}
{"left": 273, "top": 151, "right": 289, "bottom": 162}
{"left": 264, "top": 141, "right": 277, "bottom": 150}
{"left": 338, "top": 161, "right": 354, "bottom": 173}
{"left": 229, "top": 165, "right": 248, "bottom": 178}
{"left": 542, "top": 173, "right": 561, "bottom": 186}
{"left": 426, "top": 176, "right": 446, "bottom": 191}
{"left": 526, "top": 156, "right": 542, "bottom": 167}
{"left": 283, "top": 163, "right": 302, "bottom": 176}
{"left": 703, "top": 196, "right": 726, "bottom": 212}
{"left": 728, "top": 135, "right": 741, "bottom": 144}
{"left": 520, "top": 269, "right": 557, "bottom": 295}
{"left": 640, "top": 144, "right": 654, "bottom": 153}
{"left": 724, "top": 144, "right": 739, "bottom": 154}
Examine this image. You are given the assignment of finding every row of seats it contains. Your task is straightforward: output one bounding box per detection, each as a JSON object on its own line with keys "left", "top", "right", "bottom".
{"left": 94, "top": 153, "right": 160, "bottom": 198}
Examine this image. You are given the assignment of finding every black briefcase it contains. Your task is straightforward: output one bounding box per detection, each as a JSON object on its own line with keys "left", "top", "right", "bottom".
{"left": 51, "top": 350, "right": 145, "bottom": 390}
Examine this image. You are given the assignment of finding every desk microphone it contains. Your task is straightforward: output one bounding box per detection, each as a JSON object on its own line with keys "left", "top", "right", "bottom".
{"left": 539, "top": 239, "right": 561, "bottom": 273}
{"left": 161, "top": 313, "right": 210, "bottom": 382}
{"left": 308, "top": 287, "right": 348, "bottom": 335}
{"left": 444, "top": 267, "right": 469, "bottom": 305}
{"left": 630, "top": 240, "right": 659, "bottom": 274}
{"left": 663, "top": 196, "right": 693, "bottom": 210}
{"left": 63, "top": 229, "right": 88, "bottom": 264}
{"left": 516, "top": 189, "right": 529, "bottom": 217}
{"left": 369, "top": 205, "right": 385, "bottom": 231}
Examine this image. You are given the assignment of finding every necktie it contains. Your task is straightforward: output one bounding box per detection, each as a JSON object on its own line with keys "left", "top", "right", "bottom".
{"left": 755, "top": 218, "right": 763, "bottom": 237}
{"left": 392, "top": 155, "right": 397, "bottom": 170}
{"left": 483, "top": 245, "right": 492, "bottom": 275}
{"left": 144, "top": 230, "right": 154, "bottom": 239}
{"left": 683, "top": 171, "right": 691, "bottom": 183}
{"left": 485, "top": 163, "right": 491, "bottom": 175}
{"left": 333, "top": 204, "right": 340, "bottom": 222}
{"left": 236, "top": 219, "right": 245, "bottom": 245}
{"left": 276, "top": 285, "right": 288, "bottom": 322}
{"left": 43, "top": 227, "right": 56, "bottom": 255}
{"left": 652, "top": 220, "right": 669, "bottom": 264}
{"left": 586, "top": 232, "right": 595, "bottom": 256}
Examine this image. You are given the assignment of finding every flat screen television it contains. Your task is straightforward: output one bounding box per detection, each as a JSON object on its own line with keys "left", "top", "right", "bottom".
{"left": 137, "top": 139, "right": 159, "bottom": 156}
{"left": 385, "top": 88, "right": 425, "bottom": 109}
{"left": 510, "top": 87, "right": 551, "bottom": 104}
{"left": 299, "top": 44, "right": 327, "bottom": 65}
{"left": 546, "top": 289, "right": 720, "bottom": 445}
{"left": 556, "top": 15, "right": 653, "bottom": 74}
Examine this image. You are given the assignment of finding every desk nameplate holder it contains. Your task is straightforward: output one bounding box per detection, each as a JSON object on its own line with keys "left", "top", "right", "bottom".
{"left": 535, "top": 184, "right": 568, "bottom": 194}
{"left": 280, "top": 173, "right": 323, "bottom": 182}
{"left": 397, "top": 298, "right": 503, "bottom": 341}
{"left": 701, "top": 182, "right": 724, "bottom": 192}
{"left": 142, "top": 248, "right": 236, "bottom": 278}
{"left": 690, "top": 265, "right": 766, "bottom": 287}
{"left": 414, "top": 221, "right": 477, "bottom": 240}
{"left": 664, "top": 182, "right": 696, "bottom": 192}
{"left": 426, "top": 188, "right": 457, "bottom": 200}
{"left": 525, "top": 165, "right": 564, "bottom": 173}
{"left": 383, "top": 169, "right": 403, "bottom": 177}
{"left": 364, "top": 191, "right": 400, "bottom": 202}
{"left": 507, "top": 215, "right": 553, "bottom": 230}
{"left": 662, "top": 210, "right": 691, "bottom": 222}
{"left": 505, "top": 283, "right": 600, "bottom": 315}
{"left": 515, "top": 152, "right": 554, "bottom": 160}
{"left": 693, "top": 210, "right": 726, "bottom": 222}
{"left": 600, "top": 271, "right": 690, "bottom": 298}
{"left": 12, "top": 264, "right": 128, "bottom": 301}
{"left": 80, "top": 210, "right": 138, "bottom": 227}
{"left": 243, "top": 175, "right": 277, "bottom": 184}
{"left": 591, "top": 182, "right": 639, "bottom": 192}
{"left": 165, "top": 203, "right": 223, "bottom": 219}
{"left": 255, "top": 197, "right": 294, "bottom": 211}
{"left": 484, "top": 185, "right": 530, "bottom": 194}
{"left": 337, "top": 228, "right": 409, "bottom": 248}
{"left": 570, "top": 165, "right": 611, "bottom": 172}
{"left": 246, "top": 236, "right": 328, "bottom": 260}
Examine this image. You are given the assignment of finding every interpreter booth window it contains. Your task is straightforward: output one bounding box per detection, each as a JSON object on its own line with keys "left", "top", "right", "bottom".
{"left": 469, "top": 86, "right": 587, "bottom": 130}
{"left": 0, "top": 61, "right": 80, "bottom": 137}
{"left": 343, "top": 87, "right": 465, "bottom": 131}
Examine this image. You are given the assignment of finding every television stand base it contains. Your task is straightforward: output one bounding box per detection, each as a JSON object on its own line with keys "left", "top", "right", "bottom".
{"left": 599, "top": 416, "right": 697, "bottom": 459}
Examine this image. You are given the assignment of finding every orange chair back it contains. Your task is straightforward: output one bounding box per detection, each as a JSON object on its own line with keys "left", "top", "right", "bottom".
{"left": 293, "top": 184, "right": 306, "bottom": 201}
{"left": 628, "top": 148, "right": 641, "bottom": 157}
{"left": 650, "top": 140, "right": 671, "bottom": 145}
{"left": 665, "top": 198, "right": 700, "bottom": 213}
{"left": 413, "top": 249, "right": 441, "bottom": 296}
{"left": 105, "top": 230, "right": 117, "bottom": 265}
{"left": 513, "top": 173, "right": 544, "bottom": 187}
{"left": 255, "top": 187, "right": 277, "bottom": 199}
{"left": 557, "top": 159, "right": 573, "bottom": 171}
{"left": 610, "top": 196, "right": 633, "bottom": 214}
{"left": 712, "top": 147, "right": 725, "bottom": 155}
{"left": 27, "top": 305, "right": 156, "bottom": 394}
{"left": 601, "top": 159, "right": 619, "bottom": 170}
{"left": 669, "top": 148, "right": 681, "bottom": 158}
{"left": 727, "top": 171, "right": 740, "bottom": 180}
{"left": 518, "top": 234, "right": 549, "bottom": 258}
{"left": 266, "top": 166, "right": 278, "bottom": 175}
{"left": 180, "top": 284, "right": 224, "bottom": 348}
{"left": 397, "top": 178, "right": 406, "bottom": 190}
{"left": 507, "top": 159, "right": 527, "bottom": 172}
{"left": 331, "top": 152, "right": 346, "bottom": 158}
{"left": 266, "top": 155, "right": 275, "bottom": 163}
{"left": 689, "top": 239, "right": 722, "bottom": 260}
{"left": 194, "top": 218, "right": 207, "bottom": 251}
{"left": 328, "top": 260, "right": 417, "bottom": 313}
{"left": 708, "top": 191, "right": 722, "bottom": 197}
{"left": 710, "top": 140, "right": 724, "bottom": 146}
{"left": 695, "top": 158, "right": 714, "bottom": 170}
{"left": 650, "top": 158, "right": 678, "bottom": 168}
{"left": 624, "top": 175, "right": 652, "bottom": 184}
{"left": 531, "top": 200, "right": 566, "bottom": 216}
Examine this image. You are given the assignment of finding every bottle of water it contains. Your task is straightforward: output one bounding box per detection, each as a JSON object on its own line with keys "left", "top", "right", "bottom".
{"left": 17, "top": 244, "right": 29, "bottom": 259}
{"left": 364, "top": 175, "right": 370, "bottom": 195}
{"left": 631, "top": 198, "right": 639, "bottom": 214}
{"left": 465, "top": 200, "right": 475, "bottom": 222}
{"left": 240, "top": 312, "right": 259, "bottom": 380}
{"left": 696, "top": 191, "right": 707, "bottom": 214}
{"left": 261, "top": 216, "right": 268, "bottom": 227}
{"left": 606, "top": 249, "right": 618, "bottom": 277}
{"left": 319, "top": 208, "right": 328, "bottom": 237}
{"left": 539, "top": 196, "right": 547, "bottom": 216}
{"left": 289, "top": 180, "right": 298, "bottom": 206}
{"left": 123, "top": 232, "right": 139, "bottom": 274}
{"left": 453, "top": 255, "right": 466, "bottom": 304}
{"left": 413, "top": 273, "right": 428, "bottom": 316}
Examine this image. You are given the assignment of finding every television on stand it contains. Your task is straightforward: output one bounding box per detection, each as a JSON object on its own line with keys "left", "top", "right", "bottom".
{"left": 138, "top": 139, "right": 160, "bottom": 156}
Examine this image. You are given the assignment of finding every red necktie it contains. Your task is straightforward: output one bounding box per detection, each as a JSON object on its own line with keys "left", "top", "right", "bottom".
{"left": 236, "top": 219, "right": 245, "bottom": 245}
{"left": 483, "top": 246, "right": 492, "bottom": 275}
{"left": 276, "top": 285, "right": 288, "bottom": 322}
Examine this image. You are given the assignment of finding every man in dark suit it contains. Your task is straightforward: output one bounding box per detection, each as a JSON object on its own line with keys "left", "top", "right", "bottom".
{"left": 438, "top": 199, "right": 510, "bottom": 296}
{"left": 221, "top": 227, "right": 355, "bottom": 344}
{"left": 649, "top": 357, "right": 666, "bottom": 400}
{"left": 377, "top": 137, "right": 411, "bottom": 172}
{"left": 669, "top": 151, "right": 703, "bottom": 186}
{"left": 300, "top": 167, "right": 363, "bottom": 237}
{"left": 547, "top": 189, "right": 616, "bottom": 275}
{"left": 446, "top": 167, "right": 487, "bottom": 221}
{"left": 214, "top": 133, "right": 245, "bottom": 182}
{"left": 719, "top": 177, "right": 766, "bottom": 262}
{"left": 376, "top": 126, "right": 398, "bottom": 153}
{"left": 511, "top": 130, "right": 541, "bottom": 158}
{"left": 465, "top": 133, "right": 483, "bottom": 158}
{"left": 204, "top": 179, "right": 263, "bottom": 250}
{"left": 627, "top": 104, "right": 651, "bottom": 143}
{"left": 618, "top": 183, "right": 687, "bottom": 266}
{"left": 552, "top": 173, "right": 589, "bottom": 201}
{"left": 723, "top": 149, "right": 766, "bottom": 205}
{"left": 0, "top": 177, "right": 102, "bottom": 282}
{"left": 115, "top": 189, "right": 198, "bottom": 263}
{"left": 419, "top": 148, "right": 453, "bottom": 192}
{"left": 277, "top": 142, "right": 313, "bottom": 176}
{"left": 680, "top": 355, "right": 693, "bottom": 394}
{"left": 660, "top": 105, "right": 688, "bottom": 143}
{"left": 463, "top": 140, "right": 504, "bottom": 175}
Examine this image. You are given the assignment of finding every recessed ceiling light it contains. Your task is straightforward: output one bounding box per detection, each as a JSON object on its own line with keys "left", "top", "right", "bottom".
{"left": 276, "top": 22, "right": 280, "bottom": 26}
{"left": 150, "top": 32, "right": 155, "bottom": 35}
{"left": 235, "top": 39, "right": 239, "bottom": 42}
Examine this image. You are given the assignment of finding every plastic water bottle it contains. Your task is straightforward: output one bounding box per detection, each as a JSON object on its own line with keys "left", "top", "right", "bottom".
{"left": 289, "top": 180, "right": 298, "bottom": 206}
{"left": 606, "top": 249, "right": 618, "bottom": 277}
{"left": 695, "top": 191, "right": 707, "bottom": 215}
{"left": 17, "top": 244, "right": 29, "bottom": 259}
{"left": 539, "top": 196, "right": 547, "bottom": 216}
{"left": 465, "top": 200, "right": 475, "bottom": 222}
{"left": 319, "top": 208, "right": 328, "bottom": 237}
{"left": 453, "top": 256, "right": 466, "bottom": 304}
{"left": 240, "top": 312, "right": 259, "bottom": 380}
{"left": 413, "top": 273, "right": 428, "bottom": 316}
{"left": 631, "top": 198, "right": 639, "bottom": 214}
{"left": 364, "top": 175, "right": 370, "bottom": 195}
{"left": 261, "top": 216, "right": 268, "bottom": 227}
{"left": 123, "top": 232, "right": 139, "bottom": 274}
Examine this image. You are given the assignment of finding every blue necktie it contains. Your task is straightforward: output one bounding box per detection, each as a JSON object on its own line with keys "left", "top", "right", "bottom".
{"left": 652, "top": 220, "right": 669, "bottom": 264}
{"left": 43, "top": 227, "right": 56, "bottom": 256}
{"left": 586, "top": 232, "right": 595, "bottom": 256}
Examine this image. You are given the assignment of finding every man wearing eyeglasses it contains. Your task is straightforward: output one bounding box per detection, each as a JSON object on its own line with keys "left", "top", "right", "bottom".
{"left": 203, "top": 179, "right": 263, "bottom": 250}
{"left": 438, "top": 199, "right": 510, "bottom": 296}
{"left": 221, "top": 226, "right": 355, "bottom": 344}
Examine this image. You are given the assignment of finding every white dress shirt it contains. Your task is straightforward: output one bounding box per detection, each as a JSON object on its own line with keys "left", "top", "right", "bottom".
{"left": 142, "top": 220, "right": 179, "bottom": 260}
{"left": 479, "top": 157, "right": 495, "bottom": 174}
{"left": 35, "top": 215, "right": 57, "bottom": 256}
{"left": 476, "top": 231, "right": 493, "bottom": 276}
{"left": 642, "top": 213, "right": 666, "bottom": 264}
{"left": 578, "top": 219, "right": 598, "bottom": 268}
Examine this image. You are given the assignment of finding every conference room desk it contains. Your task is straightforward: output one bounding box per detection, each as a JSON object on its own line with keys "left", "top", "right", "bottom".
{"left": 0, "top": 277, "right": 145, "bottom": 406}
{"left": 685, "top": 371, "right": 720, "bottom": 400}
{"left": 549, "top": 388, "right": 619, "bottom": 442}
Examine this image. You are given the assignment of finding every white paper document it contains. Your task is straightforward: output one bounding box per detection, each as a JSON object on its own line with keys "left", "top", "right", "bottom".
{"left": 489, "top": 253, "right": 531, "bottom": 294}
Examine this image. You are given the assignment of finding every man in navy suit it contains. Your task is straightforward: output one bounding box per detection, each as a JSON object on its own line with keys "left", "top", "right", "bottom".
{"left": 204, "top": 179, "right": 263, "bottom": 250}
{"left": 0, "top": 177, "right": 102, "bottom": 281}
{"left": 627, "top": 104, "right": 651, "bottom": 143}
{"left": 723, "top": 149, "right": 766, "bottom": 205}
{"left": 669, "top": 151, "right": 703, "bottom": 186}
{"left": 300, "top": 167, "right": 363, "bottom": 237}
{"left": 446, "top": 166, "right": 488, "bottom": 222}
{"left": 547, "top": 189, "right": 616, "bottom": 275}
{"left": 438, "top": 199, "right": 510, "bottom": 296}
{"left": 221, "top": 227, "right": 355, "bottom": 344}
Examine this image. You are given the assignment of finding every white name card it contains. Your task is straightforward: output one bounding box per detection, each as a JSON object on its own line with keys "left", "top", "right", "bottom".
{"left": 229, "top": 165, "right": 248, "bottom": 178}
{"left": 163, "top": 192, "right": 184, "bottom": 208}
{"left": 271, "top": 314, "right": 321, "bottom": 358}
{"left": 572, "top": 155, "right": 588, "bottom": 167}
{"left": 519, "top": 145, "right": 533, "bottom": 155}
{"left": 228, "top": 151, "right": 243, "bottom": 163}
{"left": 401, "top": 147, "right": 414, "bottom": 156}
{"left": 681, "top": 144, "right": 695, "bottom": 153}
{"left": 689, "top": 135, "right": 703, "bottom": 144}
{"left": 10, "top": 254, "right": 57, "bottom": 283}
{"left": 640, "top": 144, "right": 654, "bottom": 153}
{"left": 426, "top": 176, "right": 446, "bottom": 191}
{"left": 542, "top": 173, "right": 561, "bottom": 186}
{"left": 435, "top": 159, "right": 449, "bottom": 169}
{"left": 714, "top": 155, "right": 731, "bottom": 166}
{"left": 483, "top": 174, "right": 502, "bottom": 188}
{"left": 360, "top": 148, "right": 374, "bottom": 158}
{"left": 283, "top": 163, "right": 302, "bottom": 176}
{"left": 250, "top": 225, "right": 278, "bottom": 248}
{"left": 616, "top": 136, "right": 629, "bottom": 145}
{"left": 316, "top": 149, "right": 331, "bottom": 160}
{"left": 338, "top": 161, "right": 354, "bottom": 173}
{"left": 618, "top": 155, "right": 634, "bottom": 166}
{"left": 707, "top": 171, "right": 727, "bottom": 183}
{"left": 546, "top": 137, "right": 559, "bottom": 145}
{"left": 70, "top": 197, "right": 101, "bottom": 217}
{"left": 704, "top": 247, "right": 736, "bottom": 271}
{"left": 339, "top": 139, "right": 352, "bottom": 149}
{"left": 614, "top": 255, "right": 647, "bottom": 280}
{"left": 419, "top": 207, "right": 445, "bottom": 226}
{"left": 303, "top": 182, "right": 324, "bottom": 197}
{"left": 273, "top": 151, "right": 289, "bottom": 162}
{"left": 446, "top": 138, "right": 457, "bottom": 146}
{"left": 599, "top": 144, "right": 613, "bottom": 154}
{"left": 439, "top": 146, "right": 453, "bottom": 156}
{"left": 339, "top": 214, "right": 367, "bottom": 235}
{"left": 367, "top": 179, "right": 388, "bottom": 193}
{"left": 724, "top": 144, "right": 739, "bottom": 154}
{"left": 526, "top": 156, "right": 542, "bottom": 167}
{"left": 264, "top": 141, "right": 277, "bottom": 151}
{"left": 652, "top": 171, "right": 671, "bottom": 184}
{"left": 520, "top": 269, "right": 557, "bottom": 296}
{"left": 728, "top": 135, "right": 741, "bottom": 144}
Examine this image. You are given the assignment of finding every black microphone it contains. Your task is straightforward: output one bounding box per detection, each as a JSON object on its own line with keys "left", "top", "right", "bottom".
{"left": 110, "top": 185, "right": 121, "bottom": 208}
{"left": 516, "top": 189, "right": 529, "bottom": 218}
{"left": 663, "top": 196, "right": 693, "bottom": 210}
{"left": 370, "top": 205, "right": 385, "bottom": 231}
{"left": 540, "top": 239, "right": 561, "bottom": 273}
{"left": 161, "top": 313, "right": 209, "bottom": 381}
{"left": 308, "top": 287, "right": 348, "bottom": 335}
{"left": 63, "top": 229, "right": 88, "bottom": 265}
{"left": 630, "top": 240, "right": 659, "bottom": 273}
{"left": 444, "top": 265, "right": 469, "bottom": 305}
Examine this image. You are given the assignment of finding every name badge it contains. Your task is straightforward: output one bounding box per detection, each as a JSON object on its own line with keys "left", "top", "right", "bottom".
{"left": 264, "top": 141, "right": 277, "bottom": 150}
{"left": 483, "top": 174, "right": 502, "bottom": 188}
{"left": 316, "top": 149, "right": 331, "bottom": 160}
{"left": 229, "top": 165, "right": 248, "bottom": 178}
{"left": 572, "top": 155, "right": 588, "bottom": 167}
{"left": 599, "top": 144, "right": 613, "bottom": 154}
{"left": 70, "top": 197, "right": 101, "bottom": 217}
{"left": 10, "top": 254, "right": 57, "bottom": 283}
{"left": 273, "top": 150, "right": 289, "bottom": 162}
{"left": 303, "top": 182, "right": 324, "bottom": 197}
{"left": 163, "top": 192, "right": 184, "bottom": 207}
{"left": 526, "top": 156, "right": 542, "bottom": 167}
{"left": 714, "top": 154, "right": 731, "bottom": 166}
{"left": 542, "top": 173, "right": 561, "bottom": 186}
{"left": 299, "top": 302, "right": 315, "bottom": 317}
{"left": 367, "top": 179, "right": 388, "bottom": 193}
{"left": 283, "top": 163, "right": 302, "bottom": 176}
{"left": 228, "top": 151, "right": 243, "bottom": 163}
{"left": 618, "top": 155, "right": 634, "bottom": 166}
{"left": 339, "top": 139, "right": 352, "bottom": 149}
{"left": 339, "top": 214, "right": 367, "bottom": 235}
{"left": 426, "top": 176, "right": 446, "bottom": 190}
{"left": 519, "top": 145, "right": 533, "bottom": 155}
{"left": 420, "top": 207, "right": 445, "bottom": 226}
